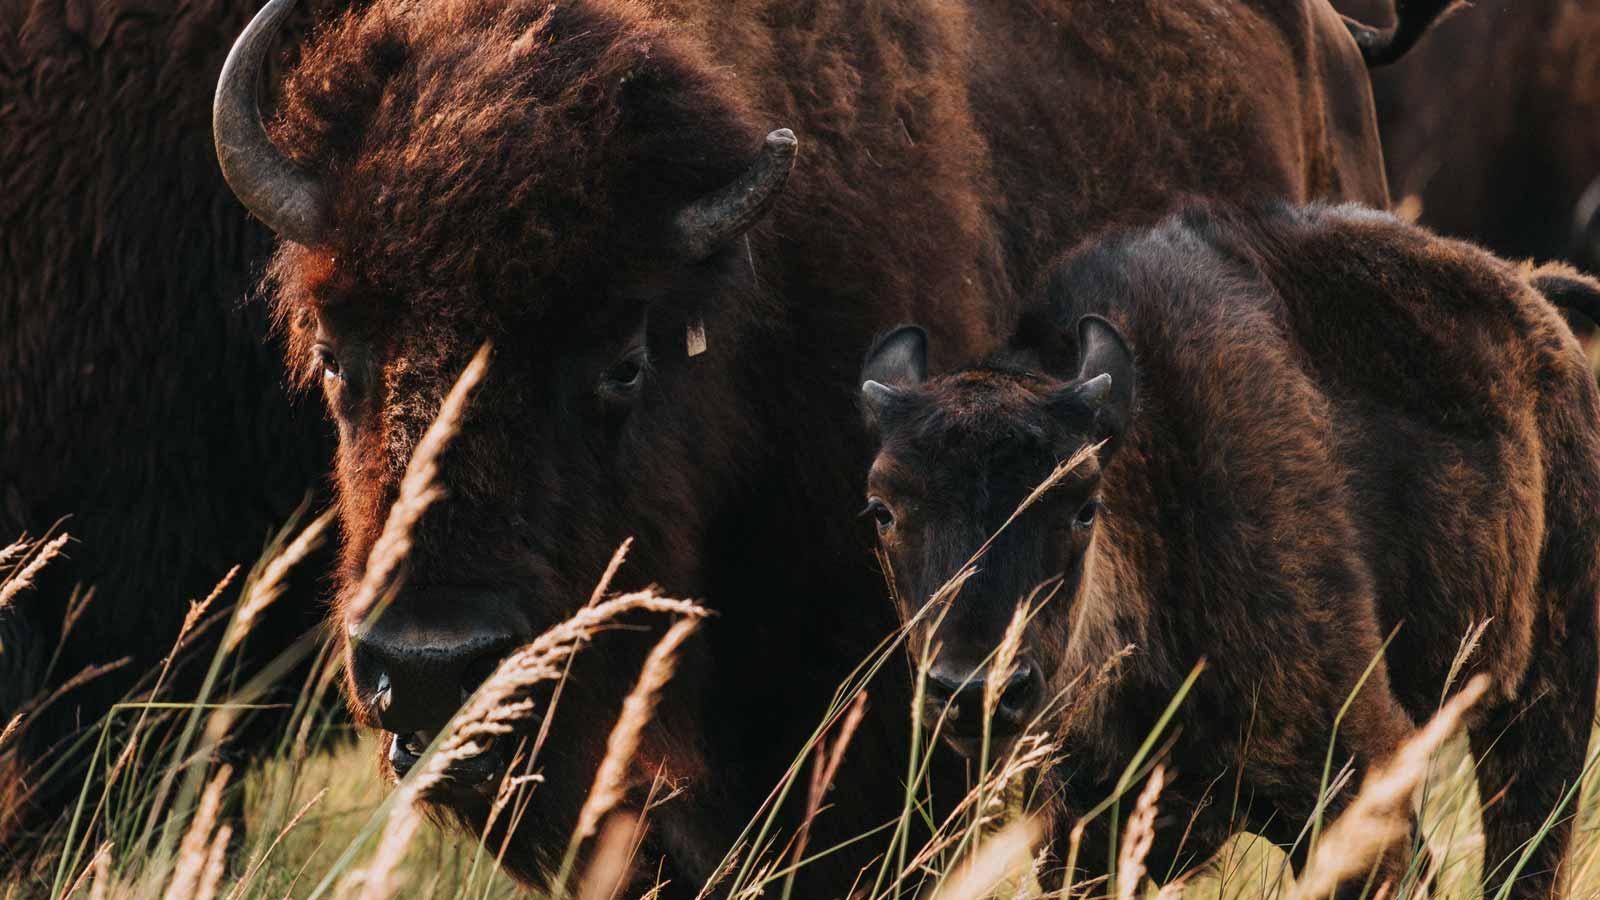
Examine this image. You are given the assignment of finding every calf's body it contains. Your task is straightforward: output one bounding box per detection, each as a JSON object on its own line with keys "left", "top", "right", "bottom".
{"left": 861, "top": 203, "right": 1600, "bottom": 898}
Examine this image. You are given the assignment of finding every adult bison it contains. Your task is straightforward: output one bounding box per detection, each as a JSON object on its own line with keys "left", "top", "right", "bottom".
{"left": 214, "top": 0, "right": 1396, "bottom": 891}
{"left": 1337, "top": 0, "right": 1600, "bottom": 271}
{"left": 0, "top": 0, "right": 346, "bottom": 846}
{"left": 857, "top": 202, "right": 1600, "bottom": 899}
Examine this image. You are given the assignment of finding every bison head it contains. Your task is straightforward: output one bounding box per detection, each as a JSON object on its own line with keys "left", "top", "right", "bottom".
{"left": 859, "top": 316, "right": 1135, "bottom": 758}
{"left": 214, "top": 0, "right": 795, "bottom": 866}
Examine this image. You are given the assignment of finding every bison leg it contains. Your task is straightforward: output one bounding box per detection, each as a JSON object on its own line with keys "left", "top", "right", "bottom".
{"left": 1466, "top": 642, "right": 1597, "bottom": 898}
{"left": 1254, "top": 682, "right": 1421, "bottom": 898}
{"left": 1470, "top": 383, "right": 1600, "bottom": 900}
{"left": 1262, "top": 788, "right": 1419, "bottom": 899}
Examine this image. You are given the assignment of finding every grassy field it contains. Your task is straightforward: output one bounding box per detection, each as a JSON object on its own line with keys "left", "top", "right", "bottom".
{"left": 3, "top": 523, "right": 1597, "bottom": 899}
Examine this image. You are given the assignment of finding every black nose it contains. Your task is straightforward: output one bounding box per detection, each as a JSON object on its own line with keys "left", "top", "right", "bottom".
{"left": 346, "top": 588, "right": 528, "bottom": 737}
{"left": 923, "top": 658, "right": 1043, "bottom": 740}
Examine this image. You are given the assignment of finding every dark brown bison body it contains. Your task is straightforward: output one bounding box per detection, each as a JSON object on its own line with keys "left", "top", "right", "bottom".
{"left": 0, "top": 0, "right": 337, "bottom": 844}
{"left": 217, "top": 0, "right": 1392, "bottom": 891}
{"left": 1338, "top": 0, "right": 1600, "bottom": 271}
{"left": 859, "top": 203, "right": 1600, "bottom": 898}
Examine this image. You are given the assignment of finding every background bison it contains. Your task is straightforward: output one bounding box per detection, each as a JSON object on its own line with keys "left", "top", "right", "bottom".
{"left": 0, "top": 0, "right": 342, "bottom": 846}
{"left": 858, "top": 202, "right": 1600, "bottom": 899}
{"left": 1337, "top": 0, "right": 1600, "bottom": 271}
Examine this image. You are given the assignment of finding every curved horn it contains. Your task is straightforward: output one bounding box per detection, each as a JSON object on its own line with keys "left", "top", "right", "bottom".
{"left": 213, "top": 0, "right": 327, "bottom": 245}
{"left": 672, "top": 129, "right": 797, "bottom": 260}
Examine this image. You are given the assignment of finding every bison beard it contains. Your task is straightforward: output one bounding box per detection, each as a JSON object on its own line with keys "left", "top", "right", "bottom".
{"left": 859, "top": 202, "right": 1600, "bottom": 900}
{"left": 217, "top": 0, "right": 1393, "bottom": 893}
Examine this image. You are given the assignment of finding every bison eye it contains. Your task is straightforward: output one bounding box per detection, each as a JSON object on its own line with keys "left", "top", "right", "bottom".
{"left": 862, "top": 498, "right": 895, "bottom": 533}
{"left": 599, "top": 346, "right": 649, "bottom": 406}
{"left": 1073, "top": 499, "right": 1099, "bottom": 530}
{"left": 314, "top": 343, "right": 341, "bottom": 382}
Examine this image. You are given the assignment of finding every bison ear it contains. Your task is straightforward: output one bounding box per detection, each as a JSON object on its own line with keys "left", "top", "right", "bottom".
{"left": 862, "top": 325, "right": 927, "bottom": 388}
{"left": 861, "top": 325, "right": 927, "bottom": 429}
{"left": 1055, "top": 315, "right": 1135, "bottom": 457}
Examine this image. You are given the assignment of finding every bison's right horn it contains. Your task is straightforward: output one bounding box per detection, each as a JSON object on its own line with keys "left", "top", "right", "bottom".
{"left": 214, "top": 0, "right": 327, "bottom": 245}
{"left": 672, "top": 129, "right": 798, "bottom": 261}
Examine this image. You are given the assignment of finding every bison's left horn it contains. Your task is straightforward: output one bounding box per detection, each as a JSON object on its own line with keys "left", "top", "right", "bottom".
{"left": 672, "top": 129, "right": 797, "bottom": 260}
{"left": 213, "top": 0, "right": 328, "bottom": 245}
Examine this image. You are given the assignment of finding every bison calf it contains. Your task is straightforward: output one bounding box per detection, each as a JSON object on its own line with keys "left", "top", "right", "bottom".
{"left": 859, "top": 202, "right": 1600, "bottom": 899}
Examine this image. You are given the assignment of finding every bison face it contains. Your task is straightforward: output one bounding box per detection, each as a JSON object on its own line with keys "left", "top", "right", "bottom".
{"left": 859, "top": 317, "right": 1134, "bottom": 759}
{"left": 214, "top": 0, "right": 797, "bottom": 871}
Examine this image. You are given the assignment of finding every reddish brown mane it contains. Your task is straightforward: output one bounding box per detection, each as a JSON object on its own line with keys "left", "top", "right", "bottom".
{"left": 268, "top": 0, "right": 759, "bottom": 328}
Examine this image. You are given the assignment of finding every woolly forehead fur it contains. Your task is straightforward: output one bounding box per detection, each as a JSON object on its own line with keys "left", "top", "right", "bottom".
{"left": 264, "top": 0, "right": 762, "bottom": 358}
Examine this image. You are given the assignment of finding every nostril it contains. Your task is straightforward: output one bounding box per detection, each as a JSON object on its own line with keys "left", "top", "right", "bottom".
{"left": 996, "top": 662, "right": 1042, "bottom": 722}
{"left": 373, "top": 671, "right": 393, "bottom": 713}
{"left": 924, "top": 675, "right": 957, "bottom": 702}
{"left": 459, "top": 649, "right": 506, "bottom": 701}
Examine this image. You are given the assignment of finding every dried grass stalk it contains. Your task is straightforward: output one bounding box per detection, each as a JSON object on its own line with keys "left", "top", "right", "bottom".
{"left": 229, "top": 511, "right": 334, "bottom": 651}
{"left": 64, "top": 840, "right": 114, "bottom": 900}
{"left": 182, "top": 566, "right": 241, "bottom": 657}
{"left": 898, "top": 732, "right": 1059, "bottom": 881}
{"left": 0, "top": 536, "right": 31, "bottom": 572}
{"left": 195, "top": 823, "right": 233, "bottom": 900}
{"left": 793, "top": 688, "right": 870, "bottom": 867}
{"left": 353, "top": 806, "right": 426, "bottom": 900}
{"left": 1117, "top": 764, "right": 1167, "bottom": 900}
{"left": 985, "top": 602, "right": 1031, "bottom": 725}
{"left": 0, "top": 532, "right": 70, "bottom": 609}
{"left": 576, "top": 616, "right": 702, "bottom": 840}
{"left": 164, "top": 765, "right": 232, "bottom": 900}
{"left": 1289, "top": 675, "right": 1491, "bottom": 900}
{"left": 0, "top": 714, "right": 21, "bottom": 751}
{"left": 483, "top": 745, "right": 543, "bottom": 843}
{"left": 89, "top": 839, "right": 113, "bottom": 900}
{"left": 59, "top": 584, "right": 98, "bottom": 645}
{"left": 348, "top": 344, "right": 491, "bottom": 623}
{"left": 577, "top": 811, "right": 642, "bottom": 900}
{"left": 17, "top": 657, "right": 132, "bottom": 720}
{"left": 589, "top": 537, "right": 634, "bottom": 607}
{"left": 928, "top": 818, "right": 1043, "bottom": 900}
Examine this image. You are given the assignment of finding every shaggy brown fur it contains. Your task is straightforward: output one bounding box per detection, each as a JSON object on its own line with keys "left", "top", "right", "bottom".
{"left": 252, "top": 0, "right": 1391, "bottom": 892}
{"left": 0, "top": 0, "right": 344, "bottom": 848}
{"left": 860, "top": 203, "right": 1600, "bottom": 899}
{"left": 1336, "top": 0, "right": 1600, "bottom": 272}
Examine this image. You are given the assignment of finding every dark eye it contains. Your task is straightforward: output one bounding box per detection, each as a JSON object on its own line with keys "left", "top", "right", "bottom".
{"left": 1073, "top": 499, "right": 1099, "bottom": 530}
{"left": 314, "top": 343, "right": 341, "bottom": 382}
{"left": 862, "top": 498, "right": 895, "bottom": 533}
{"left": 599, "top": 347, "right": 648, "bottom": 404}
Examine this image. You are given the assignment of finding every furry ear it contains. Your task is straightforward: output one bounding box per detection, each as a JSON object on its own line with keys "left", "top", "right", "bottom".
{"left": 1053, "top": 315, "right": 1135, "bottom": 456}
{"left": 861, "top": 325, "right": 927, "bottom": 428}
{"left": 1528, "top": 262, "right": 1600, "bottom": 330}
{"left": 862, "top": 326, "right": 927, "bottom": 388}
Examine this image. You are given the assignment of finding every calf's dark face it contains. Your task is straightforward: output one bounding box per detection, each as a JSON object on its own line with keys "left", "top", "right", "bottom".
{"left": 860, "top": 318, "right": 1134, "bottom": 754}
